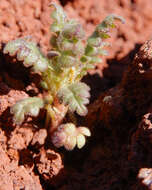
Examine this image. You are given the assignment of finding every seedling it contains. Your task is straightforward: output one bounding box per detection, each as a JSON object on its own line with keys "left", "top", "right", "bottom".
{"left": 3, "top": 3, "right": 124, "bottom": 150}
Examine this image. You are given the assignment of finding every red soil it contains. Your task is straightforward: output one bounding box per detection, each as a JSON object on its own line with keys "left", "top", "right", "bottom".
{"left": 1, "top": 0, "right": 152, "bottom": 189}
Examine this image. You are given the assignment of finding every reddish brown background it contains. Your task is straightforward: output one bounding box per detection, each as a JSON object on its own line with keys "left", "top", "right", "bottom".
{"left": 1, "top": 0, "right": 152, "bottom": 189}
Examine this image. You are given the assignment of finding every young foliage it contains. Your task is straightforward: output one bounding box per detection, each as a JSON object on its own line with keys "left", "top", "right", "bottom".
{"left": 10, "top": 97, "right": 44, "bottom": 125}
{"left": 50, "top": 3, "right": 67, "bottom": 32}
{"left": 3, "top": 3, "right": 124, "bottom": 150}
{"left": 58, "top": 82, "right": 90, "bottom": 116}
{"left": 3, "top": 37, "right": 48, "bottom": 73}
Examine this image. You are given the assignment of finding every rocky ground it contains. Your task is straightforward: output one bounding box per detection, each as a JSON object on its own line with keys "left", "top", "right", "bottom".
{"left": 1, "top": 0, "right": 152, "bottom": 189}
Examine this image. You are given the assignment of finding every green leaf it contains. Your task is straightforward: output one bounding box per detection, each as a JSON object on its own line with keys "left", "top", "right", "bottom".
{"left": 98, "top": 32, "right": 110, "bottom": 39}
{"left": 57, "top": 54, "right": 77, "bottom": 68}
{"left": 50, "top": 3, "right": 67, "bottom": 32}
{"left": 57, "top": 36, "right": 84, "bottom": 56}
{"left": 96, "top": 14, "right": 125, "bottom": 39}
{"left": 57, "top": 37, "right": 73, "bottom": 52}
{"left": 85, "top": 45, "right": 98, "bottom": 56}
{"left": 80, "top": 55, "right": 91, "bottom": 63}
{"left": 98, "top": 49, "right": 108, "bottom": 56}
{"left": 57, "top": 82, "right": 90, "bottom": 116}
{"left": 87, "top": 14, "right": 125, "bottom": 41}
{"left": 87, "top": 37, "right": 102, "bottom": 47}
{"left": 10, "top": 97, "right": 44, "bottom": 125}
{"left": 90, "top": 57, "right": 102, "bottom": 63}
{"left": 3, "top": 38, "right": 48, "bottom": 73}
{"left": 62, "top": 22, "right": 85, "bottom": 40}
{"left": 104, "top": 14, "right": 125, "bottom": 27}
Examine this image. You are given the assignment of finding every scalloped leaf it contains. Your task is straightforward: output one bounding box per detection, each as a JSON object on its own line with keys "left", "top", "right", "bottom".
{"left": 95, "top": 14, "right": 125, "bottom": 39}
{"left": 62, "top": 22, "right": 85, "bottom": 40}
{"left": 10, "top": 97, "right": 44, "bottom": 125}
{"left": 3, "top": 38, "right": 48, "bottom": 73}
{"left": 57, "top": 82, "right": 90, "bottom": 116}
{"left": 50, "top": 3, "right": 67, "bottom": 32}
{"left": 81, "top": 14, "right": 124, "bottom": 77}
{"left": 56, "top": 36, "right": 84, "bottom": 56}
{"left": 57, "top": 54, "right": 77, "bottom": 68}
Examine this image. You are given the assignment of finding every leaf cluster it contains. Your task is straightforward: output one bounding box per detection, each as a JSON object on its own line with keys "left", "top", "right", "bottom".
{"left": 3, "top": 3, "right": 124, "bottom": 150}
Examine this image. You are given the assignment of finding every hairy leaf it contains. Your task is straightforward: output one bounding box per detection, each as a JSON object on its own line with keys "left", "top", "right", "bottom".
{"left": 81, "top": 14, "right": 124, "bottom": 77}
{"left": 87, "top": 37, "right": 102, "bottom": 47}
{"left": 50, "top": 3, "right": 67, "bottom": 32}
{"left": 95, "top": 14, "right": 125, "bottom": 39}
{"left": 57, "top": 54, "right": 77, "bottom": 68}
{"left": 57, "top": 36, "right": 84, "bottom": 56}
{"left": 62, "top": 22, "right": 85, "bottom": 40}
{"left": 3, "top": 38, "right": 48, "bottom": 73}
{"left": 58, "top": 82, "right": 90, "bottom": 116}
{"left": 10, "top": 97, "right": 44, "bottom": 125}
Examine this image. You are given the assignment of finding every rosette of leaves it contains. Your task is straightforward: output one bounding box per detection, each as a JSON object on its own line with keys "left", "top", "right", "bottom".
{"left": 3, "top": 3, "right": 124, "bottom": 150}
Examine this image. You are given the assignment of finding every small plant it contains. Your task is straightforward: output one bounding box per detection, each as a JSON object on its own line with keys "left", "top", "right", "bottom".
{"left": 3, "top": 3, "right": 124, "bottom": 150}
